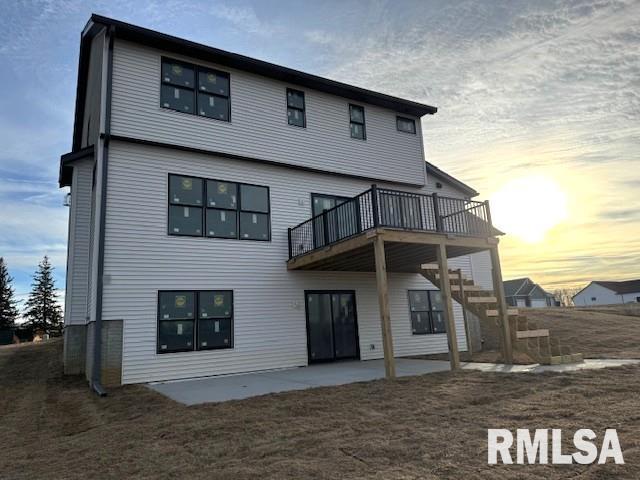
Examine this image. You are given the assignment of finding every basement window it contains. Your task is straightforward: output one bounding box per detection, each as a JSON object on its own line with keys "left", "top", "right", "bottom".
{"left": 158, "top": 290, "right": 234, "bottom": 353}
{"left": 158, "top": 291, "right": 195, "bottom": 353}
{"left": 349, "top": 104, "right": 366, "bottom": 140}
{"left": 161, "top": 58, "right": 230, "bottom": 121}
{"left": 286, "top": 88, "right": 306, "bottom": 127}
{"left": 396, "top": 116, "right": 416, "bottom": 134}
{"left": 198, "top": 291, "right": 233, "bottom": 349}
{"left": 408, "top": 290, "right": 446, "bottom": 335}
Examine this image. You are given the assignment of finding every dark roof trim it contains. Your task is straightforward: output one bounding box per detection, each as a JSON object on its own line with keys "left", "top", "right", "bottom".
{"left": 84, "top": 14, "right": 436, "bottom": 113}
{"left": 59, "top": 145, "right": 95, "bottom": 187}
{"left": 72, "top": 21, "right": 106, "bottom": 152}
{"left": 593, "top": 280, "right": 640, "bottom": 295}
{"left": 425, "top": 161, "right": 478, "bottom": 198}
{"left": 107, "top": 134, "right": 426, "bottom": 187}
{"left": 572, "top": 279, "right": 640, "bottom": 299}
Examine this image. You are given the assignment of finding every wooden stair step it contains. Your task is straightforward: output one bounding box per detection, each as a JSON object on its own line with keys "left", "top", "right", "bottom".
{"left": 451, "top": 285, "right": 482, "bottom": 291}
{"left": 540, "top": 355, "right": 561, "bottom": 365}
{"left": 421, "top": 264, "right": 440, "bottom": 270}
{"left": 549, "top": 355, "right": 563, "bottom": 365}
{"left": 467, "top": 296, "right": 497, "bottom": 303}
{"left": 516, "top": 329, "right": 550, "bottom": 339}
{"left": 486, "top": 308, "right": 518, "bottom": 317}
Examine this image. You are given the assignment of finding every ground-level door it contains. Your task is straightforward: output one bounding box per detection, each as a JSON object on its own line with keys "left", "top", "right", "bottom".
{"left": 305, "top": 291, "right": 360, "bottom": 363}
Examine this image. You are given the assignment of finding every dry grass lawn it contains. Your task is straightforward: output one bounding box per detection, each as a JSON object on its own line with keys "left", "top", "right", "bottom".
{"left": 525, "top": 304, "right": 640, "bottom": 359}
{"left": 1, "top": 305, "right": 639, "bottom": 479}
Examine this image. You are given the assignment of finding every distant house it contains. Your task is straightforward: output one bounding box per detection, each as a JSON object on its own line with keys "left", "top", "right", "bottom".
{"left": 573, "top": 280, "right": 640, "bottom": 306}
{"left": 503, "top": 278, "right": 554, "bottom": 308}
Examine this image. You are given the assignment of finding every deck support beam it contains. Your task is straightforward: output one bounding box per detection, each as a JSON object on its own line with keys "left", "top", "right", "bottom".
{"left": 490, "top": 246, "right": 513, "bottom": 364}
{"left": 457, "top": 268, "right": 473, "bottom": 357}
{"left": 436, "top": 243, "right": 460, "bottom": 370}
{"left": 373, "top": 235, "right": 396, "bottom": 379}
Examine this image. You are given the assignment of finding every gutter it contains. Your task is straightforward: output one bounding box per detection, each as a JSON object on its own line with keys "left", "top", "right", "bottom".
{"left": 90, "top": 24, "right": 115, "bottom": 397}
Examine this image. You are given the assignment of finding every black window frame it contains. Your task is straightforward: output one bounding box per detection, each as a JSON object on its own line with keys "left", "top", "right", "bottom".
{"left": 167, "top": 175, "right": 204, "bottom": 237}
{"left": 157, "top": 289, "right": 234, "bottom": 354}
{"left": 349, "top": 104, "right": 366, "bottom": 140}
{"left": 286, "top": 88, "right": 306, "bottom": 128}
{"left": 396, "top": 116, "right": 416, "bottom": 134}
{"left": 156, "top": 290, "right": 197, "bottom": 354}
{"left": 408, "top": 289, "right": 446, "bottom": 335}
{"left": 160, "top": 57, "right": 231, "bottom": 122}
{"left": 167, "top": 173, "right": 271, "bottom": 242}
{"left": 310, "top": 193, "right": 351, "bottom": 217}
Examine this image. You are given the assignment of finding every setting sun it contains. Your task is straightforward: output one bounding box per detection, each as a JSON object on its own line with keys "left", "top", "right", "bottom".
{"left": 490, "top": 175, "right": 569, "bottom": 243}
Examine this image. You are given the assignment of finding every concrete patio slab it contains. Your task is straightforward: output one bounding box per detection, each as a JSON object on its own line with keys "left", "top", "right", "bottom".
{"left": 148, "top": 358, "right": 640, "bottom": 405}
{"left": 148, "top": 358, "right": 452, "bottom": 405}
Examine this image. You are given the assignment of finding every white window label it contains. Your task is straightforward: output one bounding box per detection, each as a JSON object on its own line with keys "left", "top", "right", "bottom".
{"left": 177, "top": 323, "right": 183, "bottom": 335}
{"left": 221, "top": 211, "right": 226, "bottom": 221}
{"left": 214, "top": 321, "right": 220, "bottom": 333}
{"left": 174, "top": 88, "right": 180, "bottom": 99}
{"left": 183, "top": 207, "right": 190, "bottom": 218}
{"left": 252, "top": 213, "right": 258, "bottom": 224}
{"left": 209, "top": 96, "right": 215, "bottom": 107}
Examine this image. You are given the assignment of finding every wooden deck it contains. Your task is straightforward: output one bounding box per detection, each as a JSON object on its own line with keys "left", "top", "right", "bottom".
{"left": 286, "top": 186, "right": 514, "bottom": 377}
{"left": 287, "top": 227, "right": 498, "bottom": 272}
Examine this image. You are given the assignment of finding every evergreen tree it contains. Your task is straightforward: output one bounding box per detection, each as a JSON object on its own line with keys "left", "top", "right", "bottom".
{"left": 0, "top": 257, "right": 19, "bottom": 328}
{"left": 23, "top": 256, "right": 63, "bottom": 335}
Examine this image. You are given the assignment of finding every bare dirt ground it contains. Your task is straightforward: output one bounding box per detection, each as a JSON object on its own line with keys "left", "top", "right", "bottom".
{"left": 1, "top": 306, "right": 639, "bottom": 479}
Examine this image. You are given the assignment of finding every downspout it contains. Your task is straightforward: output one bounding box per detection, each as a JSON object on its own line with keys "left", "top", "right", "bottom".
{"left": 91, "top": 25, "right": 115, "bottom": 397}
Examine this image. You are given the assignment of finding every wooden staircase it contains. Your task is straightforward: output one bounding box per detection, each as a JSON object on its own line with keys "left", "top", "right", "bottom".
{"left": 420, "top": 264, "right": 583, "bottom": 365}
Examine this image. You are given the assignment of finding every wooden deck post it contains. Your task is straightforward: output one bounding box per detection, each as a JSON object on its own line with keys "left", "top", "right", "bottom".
{"left": 373, "top": 235, "right": 396, "bottom": 378}
{"left": 489, "top": 246, "right": 514, "bottom": 364}
{"left": 457, "top": 268, "right": 473, "bottom": 357}
{"left": 436, "top": 243, "right": 460, "bottom": 370}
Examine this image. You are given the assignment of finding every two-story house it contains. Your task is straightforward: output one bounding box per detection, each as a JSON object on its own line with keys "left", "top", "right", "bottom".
{"left": 59, "top": 15, "right": 519, "bottom": 393}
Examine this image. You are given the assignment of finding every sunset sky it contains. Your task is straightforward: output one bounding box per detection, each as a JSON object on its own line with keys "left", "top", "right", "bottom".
{"left": 0, "top": 0, "right": 638, "bottom": 309}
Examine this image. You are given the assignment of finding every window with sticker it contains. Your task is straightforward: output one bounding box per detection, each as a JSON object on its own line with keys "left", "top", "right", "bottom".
{"left": 158, "top": 290, "right": 233, "bottom": 353}
{"left": 168, "top": 174, "right": 270, "bottom": 241}
{"left": 408, "top": 290, "right": 446, "bottom": 335}
{"left": 161, "top": 58, "right": 230, "bottom": 121}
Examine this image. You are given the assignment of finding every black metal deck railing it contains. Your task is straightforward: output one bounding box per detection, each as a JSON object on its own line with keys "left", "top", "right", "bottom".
{"left": 288, "top": 185, "right": 494, "bottom": 259}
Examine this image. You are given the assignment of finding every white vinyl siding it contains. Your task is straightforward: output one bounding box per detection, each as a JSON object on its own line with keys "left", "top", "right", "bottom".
{"left": 110, "top": 40, "right": 426, "bottom": 187}
{"left": 470, "top": 250, "right": 493, "bottom": 291}
{"left": 63, "top": 159, "right": 93, "bottom": 325}
{"left": 573, "top": 283, "right": 633, "bottom": 306}
{"left": 103, "top": 141, "right": 473, "bottom": 384}
{"left": 530, "top": 299, "right": 548, "bottom": 308}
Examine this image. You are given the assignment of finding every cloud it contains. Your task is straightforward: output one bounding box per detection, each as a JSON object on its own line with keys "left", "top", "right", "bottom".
{"left": 209, "top": 3, "right": 276, "bottom": 37}
{"left": 305, "top": 0, "right": 640, "bottom": 287}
